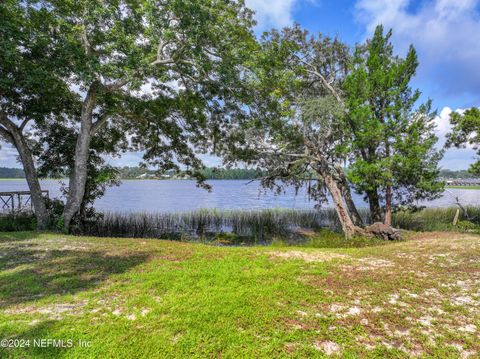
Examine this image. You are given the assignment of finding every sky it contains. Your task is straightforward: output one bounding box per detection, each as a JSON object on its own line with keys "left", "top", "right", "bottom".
{"left": 1, "top": 0, "right": 479, "bottom": 170}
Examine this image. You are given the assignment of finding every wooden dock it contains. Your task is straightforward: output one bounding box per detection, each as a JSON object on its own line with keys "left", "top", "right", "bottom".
{"left": 446, "top": 179, "right": 480, "bottom": 186}
{"left": 0, "top": 190, "right": 49, "bottom": 213}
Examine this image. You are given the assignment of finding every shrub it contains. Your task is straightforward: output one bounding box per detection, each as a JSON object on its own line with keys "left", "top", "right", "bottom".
{"left": 0, "top": 214, "right": 36, "bottom": 231}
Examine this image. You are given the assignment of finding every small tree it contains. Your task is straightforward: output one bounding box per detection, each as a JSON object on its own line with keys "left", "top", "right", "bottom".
{"left": 447, "top": 108, "right": 480, "bottom": 175}
{"left": 54, "top": 0, "right": 257, "bottom": 229}
{"left": 343, "top": 25, "right": 444, "bottom": 225}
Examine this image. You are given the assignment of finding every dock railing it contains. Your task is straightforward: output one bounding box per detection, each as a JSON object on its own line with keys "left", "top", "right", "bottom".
{"left": 0, "top": 191, "right": 49, "bottom": 214}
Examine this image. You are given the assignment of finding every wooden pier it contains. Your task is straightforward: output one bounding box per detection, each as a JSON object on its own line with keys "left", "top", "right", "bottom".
{"left": 0, "top": 191, "right": 49, "bottom": 214}
{"left": 446, "top": 179, "right": 480, "bottom": 186}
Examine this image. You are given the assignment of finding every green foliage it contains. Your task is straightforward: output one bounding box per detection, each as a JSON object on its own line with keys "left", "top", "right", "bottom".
{"left": 439, "top": 169, "right": 478, "bottom": 179}
{"left": 0, "top": 167, "right": 25, "bottom": 178}
{"left": 392, "top": 206, "right": 480, "bottom": 232}
{"left": 79, "top": 208, "right": 340, "bottom": 242}
{"left": 457, "top": 220, "right": 480, "bottom": 232}
{"left": 116, "top": 166, "right": 157, "bottom": 179}
{"left": 198, "top": 167, "right": 263, "bottom": 180}
{"left": 115, "top": 166, "right": 264, "bottom": 180}
{"left": 224, "top": 25, "right": 353, "bottom": 205}
{"left": 211, "top": 232, "right": 250, "bottom": 246}
{"left": 0, "top": 199, "right": 65, "bottom": 232}
{"left": 0, "top": 214, "right": 36, "bottom": 231}
{"left": 271, "top": 228, "right": 387, "bottom": 248}
{"left": 44, "top": 0, "right": 258, "bottom": 182}
{"left": 0, "top": 0, "right": 75, "bottom": 124}
{"left": 344, "top": 25, "right": 444, "bottom": 212}
{"left": 447, "top": 107, "right": 480, "bottom": 175}
{"left": 2, "top": 0, "right": 258, "bottom": 228}
{"left": 1, "top": 231, "right": 477, "bottom": 357}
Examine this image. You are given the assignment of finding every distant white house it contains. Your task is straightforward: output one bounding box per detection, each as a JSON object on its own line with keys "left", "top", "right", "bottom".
{"left": 136, "top": 173, "right": 159, "bottom": 179}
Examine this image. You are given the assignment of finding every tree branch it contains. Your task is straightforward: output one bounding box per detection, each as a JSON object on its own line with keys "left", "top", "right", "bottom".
{"left": 0, "top": 111, "right": 18, "bottom": 134}
{"left": 294, "top": 55, "right": 344, "bottom": 105}
{"left": 19, "top": 118, "right": 31, "bottom": 132}
{"left": 0, "top": 125, "right": 14, "bottom": 145}
{"left": 91, "top": 113, "right": 110, "bottom": 134}
{"left": 103, "top": 40, "right": 197, "bottom": 92}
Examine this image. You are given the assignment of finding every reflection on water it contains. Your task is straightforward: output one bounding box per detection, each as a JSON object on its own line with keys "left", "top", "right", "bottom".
{"left": 0, "top": 179, "right": 478, "bottom": 213}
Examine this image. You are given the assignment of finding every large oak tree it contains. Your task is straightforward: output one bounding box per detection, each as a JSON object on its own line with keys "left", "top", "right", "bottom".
{"left": 2, "top": 0, "right": 257, "bottom": 230}
{"left": 223, "top": 26, "right": 365, "bottom": 238}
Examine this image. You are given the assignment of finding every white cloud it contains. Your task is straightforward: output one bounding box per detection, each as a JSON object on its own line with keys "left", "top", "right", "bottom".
{"left": 245, "top": 0, "right": 298, "bottom": 31}
{"left": 433, "top": 106, "right": 474, "bottom": 146}
{"left": 434, "top": 106, "right": 478, "bottom": 169}
{"left": 355, "top": 0, "right": 480, "bottom": 95}
{"left": 434, "top": 106, "right": 453, "bottom": 144}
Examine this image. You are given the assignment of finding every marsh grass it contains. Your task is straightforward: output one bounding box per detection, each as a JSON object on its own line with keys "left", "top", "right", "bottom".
{"left": 77, "top": 206, "right": 480, "bottom": 241}
{"left": 80, "top": 208, "right": 344, "bottom": 241}
{"left": 0, "top": 214, "right": 36, "bottom": 231}
{"left": 3, "top": 206, "right": 479, "bottom": 240}
{"left": 271, "top": 229, "right": 390, "bottom": 248}
{"left": 392, "top": 206, "right": 480, "bottom": 231}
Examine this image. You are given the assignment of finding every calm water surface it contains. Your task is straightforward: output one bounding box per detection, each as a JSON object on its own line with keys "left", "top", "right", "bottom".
{"left": 0, "top": 179, "right": 478, "bottom": 212}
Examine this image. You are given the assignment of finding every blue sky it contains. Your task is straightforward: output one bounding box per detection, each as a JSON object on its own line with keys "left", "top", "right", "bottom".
{"left": 1, "top": 0, "right": 479, "bottom": 170}
{"left": 244, "top": 0, "right": 480, "bottom": 170}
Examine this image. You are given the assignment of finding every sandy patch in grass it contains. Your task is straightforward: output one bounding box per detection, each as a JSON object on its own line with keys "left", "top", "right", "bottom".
{"left": 339, "top": 257, "right": 395, "bottom": 273}
{"left": 314, "top": 340, "right": 341, "bottom": 355}
{"left": 294, "top": 232, "right": 480, "bottom": 357}
{"left": 270, "top": 250, "right": 348, "bottom": 262}
{"left": 4, "top": 300, "right": 88, "bottom": 320}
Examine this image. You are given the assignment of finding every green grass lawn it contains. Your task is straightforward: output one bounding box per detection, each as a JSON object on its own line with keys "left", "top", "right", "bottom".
{"left": 446, "top": 185, "right": 480, "bottom": 190}
{"left": 0, "top": 231, "right": 479, "bottom": 358}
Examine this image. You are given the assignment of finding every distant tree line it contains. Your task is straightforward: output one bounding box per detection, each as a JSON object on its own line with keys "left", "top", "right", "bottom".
{"left": 439, "top": 169, "right": 478, "bottom": 179}
{"left": 0, "top": 167, "right": 25, "bottom": 178}
{"left": 0, "top": 166, "right": 263, "bottom": 180}
{"left": 117, "top": 166, "right": 263, "bottom": 180}
{"left": 198, "top": 168, "right": 263, "bottom": 180}
{"left": 5, "top": 166, "right": 478, "bottom": 181}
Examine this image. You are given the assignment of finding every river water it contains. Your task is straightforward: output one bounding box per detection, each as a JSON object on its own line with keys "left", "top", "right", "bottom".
{"left": 0, "top": 179, "right": 478, "bottom": 213}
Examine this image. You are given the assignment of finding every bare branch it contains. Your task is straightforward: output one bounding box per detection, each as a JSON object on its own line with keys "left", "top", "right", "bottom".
{"left": 19, "top": 118, "right": 31, "bottom": 132}
{"left": 294, "top": 54, "right": 344, "bottom": 105}
{"left": 80, "top": 25, "right": 93, "bottom": 55}
{"left": 80, "top": 9, "right": 94, "bottom": 56}
{"left": 103, "top": 78, "right": 130, "bottom": 91}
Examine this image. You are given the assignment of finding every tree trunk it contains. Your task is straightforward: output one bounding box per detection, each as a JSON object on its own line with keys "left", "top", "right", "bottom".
{"left": 344, "top": 185, "right": 363, "bottom": 226}
{"left": 384, "top": 139, "right": 392, "bottom": 226}
{"left": 0, "top": 116, "right": 48, "bottom": 229}
{"left": 366, "top": 189, "right": 382, "bottom": 223}
{"left": 323, "top": 174, "right": 363, "bottom": 239}
{"left": 63, "top": 85, "right": 97, "bottom": 230}
{"left": 384, "top": 185, "right": 392, "bottom": 226}
{"left": 335, "top": 165, "right": 363, "bottom": 226}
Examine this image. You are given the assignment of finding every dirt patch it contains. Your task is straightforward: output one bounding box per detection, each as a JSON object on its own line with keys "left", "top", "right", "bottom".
{"left": 270, "top": 250, "right": 348, "bottom": 262}
{"left": 4, "top": 300, "right": 88, "bottom": 320}
{"left": 314, "top": 340, "right": 341, "bottom": 355}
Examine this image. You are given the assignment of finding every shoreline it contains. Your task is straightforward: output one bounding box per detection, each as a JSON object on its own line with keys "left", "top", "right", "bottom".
{"left": 446, "top": 185, "right": 480, "bottom": 189}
